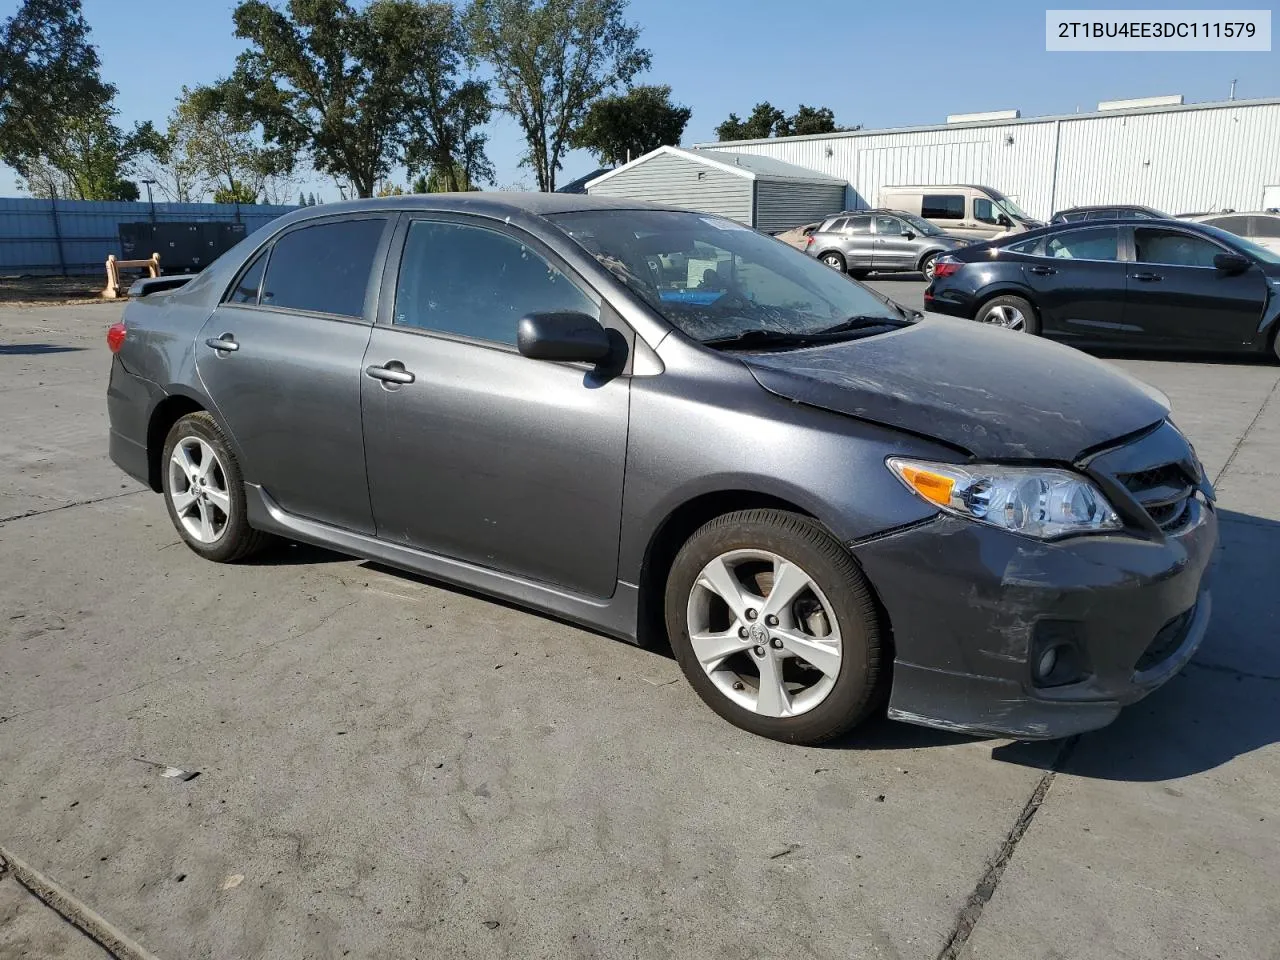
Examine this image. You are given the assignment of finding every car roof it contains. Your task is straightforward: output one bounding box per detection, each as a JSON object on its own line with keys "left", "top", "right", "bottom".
{"left": 1054, "top": 204, "right": 1161, "bottom": 214}
{"left": 275, "top": 191, "right": 675, "bottom": 226}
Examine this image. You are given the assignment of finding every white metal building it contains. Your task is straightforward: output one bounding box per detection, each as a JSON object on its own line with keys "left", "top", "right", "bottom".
{"left": 586, "top": 146, "right": 848, "bottom": 232}
{"left": 694, "top": 96, "right": 1280, "bottom": 220}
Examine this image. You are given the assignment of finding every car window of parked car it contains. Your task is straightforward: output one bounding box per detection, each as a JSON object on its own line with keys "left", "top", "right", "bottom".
{"left": 1005, "top": 237, "right": 1042, "bottom": 254}
{"left": 1133, "top": 228, "right": 1225, "bottom": 268}
{"left": 1044, "top": 227, "right": 1119, "bottom": 261}
{"left": 845, "top": 216, "right": 872, "bottom": 234}
{"left": 974, "top": 199, "right": 1001, "bottom": 224}
{"left": 551, "top": 209, "right": 905, "bottom": 345}
{"left": 874, "top": 216, "right": 903, "bottom": 235}
{"left": 1204, "top": 216, "right": 1251, "bottom": 236}
{"left": 393, "top": 220, "right": 597, "bottom": 346}
{"left": 821, "top": 218, "right": 847, "bottom": 232}
{"left": 922, "top": 195, "right": 965, "bottom": 220}
{"left": 1196, "top": 223, "right": 1280, "bottom": 264}
{"left": 259, "top": 218, "right": 386, "bottom": 318}
{"left": 1251, "top": 216, "right": 1280, "bottom": 238}
{"left": 228, "top": 249, "right": 267, "bottom": 304}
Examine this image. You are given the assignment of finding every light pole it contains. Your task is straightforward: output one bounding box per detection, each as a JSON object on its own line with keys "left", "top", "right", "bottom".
{"left": 141, "top": 179, "right": 157, "bottom": 223}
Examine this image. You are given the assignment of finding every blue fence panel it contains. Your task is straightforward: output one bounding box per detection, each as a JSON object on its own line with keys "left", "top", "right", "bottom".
{"left": 0, "top": 197, "right": 298, "bottom": 276}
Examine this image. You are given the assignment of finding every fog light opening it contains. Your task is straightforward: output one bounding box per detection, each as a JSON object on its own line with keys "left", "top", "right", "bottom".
{"left": 1035, "top": 646, "right": 1059, "bottom": 682}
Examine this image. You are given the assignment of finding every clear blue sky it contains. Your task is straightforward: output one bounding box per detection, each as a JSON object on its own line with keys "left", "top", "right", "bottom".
{"left": 10, "top": 0, "right": 1279, "bottom": 199}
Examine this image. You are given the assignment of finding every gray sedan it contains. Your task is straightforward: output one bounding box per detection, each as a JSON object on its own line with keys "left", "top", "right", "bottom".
{"left": 805, "top": 210, "right": 972, "bottom": 280}
{"left": 106, "top": 193, "right": 1215, "bottom": 745}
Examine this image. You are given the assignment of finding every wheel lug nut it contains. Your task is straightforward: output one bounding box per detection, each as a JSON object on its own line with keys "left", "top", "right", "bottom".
{"left": 733, "top": 681, "right": 745, "bottom": 691}
{"left": 745, "top": 609, "right": 758, "bottom": 621}
{"left": 738, "top": 626, "right": 749, "bottom": 639}
{"left": 765, "top": 614, "right": 778, "bottom": 626}
{"left": 770, "top": 638, "right": 784, "bottom": 649}
{"left": 753, "top": 645, "right": 765, "bottom": 657}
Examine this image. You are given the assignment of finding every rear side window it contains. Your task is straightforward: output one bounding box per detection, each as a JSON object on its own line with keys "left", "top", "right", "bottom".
{"left": 922, "top": 195, "right": 965, "bottom": 220}
{"left": 229, "top": 250, "right": 267, "bottom": 304}
{"left": 1005, "top": 237, "right": 1042, "bottom": 254}
{"left": 260, "top": 218, "right": 386, "bottom": 318}
{"left": 1134, "top": 228, "right": 1223, "bottom": 267}
{"left": 845, "top": 216, "right": 872, "bottom": 233}
{"left": 394, "top": 220, "right": 596, "bottom": 346}
{"left": 1044, "top": 227, "right": 1119, "bottom": 261}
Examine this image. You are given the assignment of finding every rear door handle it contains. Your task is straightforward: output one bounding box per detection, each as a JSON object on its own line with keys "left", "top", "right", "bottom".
{"left": 365, "top": 361, "right": 415, "bottom": 385}
{"left": 1132, "top": 272, "right": 1163, "bottom": 282}
{"left": 1028, "top": 265, "right": 1057, "bottom": 276}
{"left": 205, "top": 334, "right": 239, "bottom": 352}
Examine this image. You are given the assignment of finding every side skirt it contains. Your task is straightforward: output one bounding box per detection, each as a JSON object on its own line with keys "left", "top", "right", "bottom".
{"left": 244, "top": 484, "right": 641, "bottom": 644}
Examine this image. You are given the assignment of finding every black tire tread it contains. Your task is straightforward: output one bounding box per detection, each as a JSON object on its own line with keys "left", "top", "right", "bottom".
{"left": 977, "top": 293, "right": 1040, "bottom": 334}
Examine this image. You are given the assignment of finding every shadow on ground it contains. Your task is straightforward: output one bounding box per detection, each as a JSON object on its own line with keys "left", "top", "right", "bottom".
{"left": 0, "top": 343, "right": 85, "bottom": 355}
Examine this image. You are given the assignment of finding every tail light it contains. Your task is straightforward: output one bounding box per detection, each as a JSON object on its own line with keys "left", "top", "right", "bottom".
{"left": 932, "top": 257, "right": 962, "bottom": 279}
{"left": 805, "top": 235, "right": 814, "bottom": 248}
{"left": 107, "top": 322, "right": 127, "bottom": 353}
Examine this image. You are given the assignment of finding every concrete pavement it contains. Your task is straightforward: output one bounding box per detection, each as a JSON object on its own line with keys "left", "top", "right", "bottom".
{"left": 1, "top": 297, "right": 1277, "bottom": 959}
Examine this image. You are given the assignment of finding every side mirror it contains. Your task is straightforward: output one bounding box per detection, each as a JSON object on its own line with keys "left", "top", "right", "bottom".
{"left": 996, "top": 214, "right": 1013, "bottom": 228}
{"left": 903, "top": 230, "right": 916, "bottom": 241}
{"left": 517, "top": 312, "right": 613, "bottom": 363}
{"left": 1214, "top": 252, "right": 1251, "bottom": 274}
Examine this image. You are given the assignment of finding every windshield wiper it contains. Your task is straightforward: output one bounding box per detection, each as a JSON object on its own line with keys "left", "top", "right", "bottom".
{"left": 700, "top": 329, "right": 828, "bottom": 350}
{"left": 812, "top": 314, "right": 904, "bottom": 335}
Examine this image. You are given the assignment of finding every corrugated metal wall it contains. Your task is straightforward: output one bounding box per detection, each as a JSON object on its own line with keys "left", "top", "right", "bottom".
{"left": 754, "top": 181, "right": 847, "bottom": 232}
{"left": 702, "top": 101, "right": 1280, "bottom": 220}
{"left": 587, "top": 152, "right": 753, "bottom": 223}
{"left": 0, "top": 198, "right": 296, "bottom": 276}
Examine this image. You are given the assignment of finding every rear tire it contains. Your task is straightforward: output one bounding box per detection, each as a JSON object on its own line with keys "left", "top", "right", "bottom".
{"left": 976, "top": 294, "right": 1040, "bottom": 334}
{"left": 664, "top": 509, "right": 885, "bottom": 745}
{"left": 162, "top": 412, "right": 270, "bottom": 563}
{"left": 920, "top": 252, "right": 939, "bottom": 281}
{"left": 819, "top": 251, "right": 846, "bottom": 273}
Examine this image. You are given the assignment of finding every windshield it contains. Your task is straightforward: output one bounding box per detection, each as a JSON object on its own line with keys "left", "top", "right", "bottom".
{"left": 1199, "top": 223, "right": 1280, "bottom": 264}
{"left": 898, "top": 213, "right": 944, "bottom": 236}
{"left": 549, "top": 210, "right": 907, "bottom": 345}
{"left": 993, "top": 195, "right": 1033, "bottom": 222}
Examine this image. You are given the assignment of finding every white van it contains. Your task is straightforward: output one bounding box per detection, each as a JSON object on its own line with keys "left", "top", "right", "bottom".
{"left": 877, "top": 185, "right": 1044, "bottom": 240}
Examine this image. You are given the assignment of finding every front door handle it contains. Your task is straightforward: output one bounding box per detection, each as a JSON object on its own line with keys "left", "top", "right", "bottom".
{"left": 365, "top": 361, "right": 415, "bottom": 385}
{"left": 205, "top": 334, "right": 239, "bottom": 352}
{"left": 1028, "top": 265, "right": 1057, "bottom": 276}
{"left": 1132, "top": 272, "right": 1163, "bottom": 282}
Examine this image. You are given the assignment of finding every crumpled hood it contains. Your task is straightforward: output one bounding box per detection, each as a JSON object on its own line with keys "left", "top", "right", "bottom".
{"left": 742, "top": 318, "right": 1169, "bottom": 461}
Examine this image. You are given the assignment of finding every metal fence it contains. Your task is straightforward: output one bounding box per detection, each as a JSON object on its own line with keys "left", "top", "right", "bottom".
{"left": 0, "top": 197, "right": 298, "bottom": 276}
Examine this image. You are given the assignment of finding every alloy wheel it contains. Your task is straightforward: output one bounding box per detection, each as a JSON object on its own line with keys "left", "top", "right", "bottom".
{"left": 822, "top": 254, "right": 843, "bottom": 270}
{"left": 167, "top": 436, "right": 231, "bottom": 543}
{"left": 685, "top": 549, "right": 843, "bottom": 718}
{"left": 985, "top": 304, "right": 1027, "bottom": 330}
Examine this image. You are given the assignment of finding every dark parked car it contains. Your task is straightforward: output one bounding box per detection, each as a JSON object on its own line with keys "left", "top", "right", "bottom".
{"left": 1049, "top": 204, "right": 1167, "bottom": 224}
{"left": 107, "top": 194, "right": 1216, "bottom": 745}
{"left": 804, "top": 209, "right": 971, "bottom": 279}
{"left": 925, "top": 218, "right": 1280, "bottom": 358}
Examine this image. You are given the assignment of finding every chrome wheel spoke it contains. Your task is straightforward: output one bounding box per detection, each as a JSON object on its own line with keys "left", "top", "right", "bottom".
{"left": 754, "top": 652, "right": 791, "bottom": 717}
{"left": 690, "top": 627, "right": 747, "bottom": 669}
{"left": 204, "top": 486, "right": 231, "bottom": 516}
{"left": 761, "top": 558, "right": 812, "bottom": 620}
{"left": 196, "top": 500, "right": 215, "bottom": 541}
{"left": 171, "top": 445, "right": 197, "bottom": 477}
{"left": 774, "top": 628, "right": 842, "bottom": 679}
{"left": 170, "top": 486, "right": 198, "bottom": 513}
{"left": 195, "top": 440, "right": 219, "bottom": 481}
{"left": 696, "top": 556, "right": 753, "bottom": 622}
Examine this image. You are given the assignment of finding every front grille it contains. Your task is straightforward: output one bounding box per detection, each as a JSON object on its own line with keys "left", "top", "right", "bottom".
{"left": 1133, "top": 605, "right": 1196, "bottom": 673}
{"left": 1116, "top": 462, "right": 1196, "bottom": 532}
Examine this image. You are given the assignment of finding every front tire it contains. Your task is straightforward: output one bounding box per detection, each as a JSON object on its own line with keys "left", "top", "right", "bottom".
{"left": 664, "top": 509, "right": 885, "bottom": 745}
{"left": 976, "top": 294, "right": 1040, "bottom": 334}
{"left": 162, "top": 412, "right": 269, "bottom": 563}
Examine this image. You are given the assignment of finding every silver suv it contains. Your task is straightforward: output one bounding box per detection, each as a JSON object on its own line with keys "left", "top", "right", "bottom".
{"left": 805, "top": 210, "right": 972, "bottom": 280}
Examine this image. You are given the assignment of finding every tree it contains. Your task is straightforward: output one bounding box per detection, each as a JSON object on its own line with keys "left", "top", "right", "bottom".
{"left": 376, "top": 181, "right": 405, "bottom": 196}
{"left": 465, "top": 0, "right": 650, "bottom": 192}
{"left": 226, "top": 0, "right": 491, "bottom": 199}
{"left": 307, "top": 191, "right": 317, "bottom": 205}
{"left": 715, "top": 102, "right": 858, "bottom": 141}
{"left": 569, "top": 84, "right": 689, "bottom": 166}
{"left": 1, "top": 0, "right": 153, "bottom": 199}
{"left": 398, "top": 2, "right": 493, "bottom": 192}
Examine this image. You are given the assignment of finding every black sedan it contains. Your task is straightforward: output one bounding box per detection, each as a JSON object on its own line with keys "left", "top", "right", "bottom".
{"left": 925, "top": 219, "right": 1280, "bottom": 358}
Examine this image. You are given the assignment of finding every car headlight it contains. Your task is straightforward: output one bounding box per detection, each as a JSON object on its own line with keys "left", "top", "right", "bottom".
{"left": 887, "top": 458, "right": 1122, "bottom": 540}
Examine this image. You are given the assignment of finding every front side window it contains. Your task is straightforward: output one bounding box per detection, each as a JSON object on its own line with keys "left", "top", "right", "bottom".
{"left": 551, "top": 210, "right": 907, "bottom": 346}
{"left": 922, "top": 194, "right": 965, "bottom": 220}
{"left": 974, "top": 198, "right": 999, "bottom": 224}
{"left": 898, "top": 213, "right": 943, "bottom": 236}
{"left": 1044, "top": 227, "right": 1119, "bottom": 261}
{"left": 874, "top": 216, "right": 904, "bottom": 236}
{"left": 394, "top": 220, "right": 596, "bottom": 346}
{"left": 228, "top": 250, "right": 267, "bottom": 304}
{"left": 1134, "top": 228, "right": 1224, "bottom": 268}
{"left": 260, "top": 218, "right": 386, "bottom": 317}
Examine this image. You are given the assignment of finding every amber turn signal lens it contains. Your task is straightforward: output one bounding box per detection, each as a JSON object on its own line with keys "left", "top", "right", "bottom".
{"left": 897, "top": 465, "right": 955, "bottom": 506}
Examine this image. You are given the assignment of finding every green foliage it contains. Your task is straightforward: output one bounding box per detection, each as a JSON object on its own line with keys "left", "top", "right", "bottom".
{"left": 465, "top": 0, "right": 650, "bottom": 192}
{"left": 226, "top": 0, "right": 491, "bottom": 198}
{"left": 213, "top": 181, "right": 259, "bottom": 204}
{"left": 715, "top": 102, "right": 858, "bottom": 142}
{"left": 569, "top": 84, "right": 689, "bottom": 166}
{"left": 376, "top": 182, "right": 405, "bottom": 196}
{"left": 0, "top": 0, "right": 151, "bottom": 199}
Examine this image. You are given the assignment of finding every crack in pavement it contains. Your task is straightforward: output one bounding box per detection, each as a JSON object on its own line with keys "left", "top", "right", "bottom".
{"left": 0, "top": 844, "right": 160, "bottom": 960}
{"left": 1188, "top": 659, "right": 1280, "bottom": 683}
{"left": 0, "top": 489, "right": 147, "bottom": 525}
{"left": 936, "top": 736, "right": 1079, "bottom": 960}
{"left": 1213, "top": 373, "right": 1280, "bottom": 487}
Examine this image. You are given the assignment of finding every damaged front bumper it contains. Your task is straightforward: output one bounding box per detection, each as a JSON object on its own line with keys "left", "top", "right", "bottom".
{"left": 851, "top": 496, "right": 1218, "bottom": 740}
